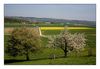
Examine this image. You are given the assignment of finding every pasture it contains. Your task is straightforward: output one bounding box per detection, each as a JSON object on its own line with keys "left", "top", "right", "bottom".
{"left": 4, "top": 26, "right": 96, "bottom": 65}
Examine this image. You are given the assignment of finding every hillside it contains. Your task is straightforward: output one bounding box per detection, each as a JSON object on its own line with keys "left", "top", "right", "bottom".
{"left": 4, "top": 16, "right": 96, "bottom": 27}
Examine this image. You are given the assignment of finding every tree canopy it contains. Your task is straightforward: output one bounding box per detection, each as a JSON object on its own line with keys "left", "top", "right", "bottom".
{"left": 6, "top": 27, "right": 41, "bottom": 60}
{"left": 48, "top": 30, "right": 86, "bottom": 57}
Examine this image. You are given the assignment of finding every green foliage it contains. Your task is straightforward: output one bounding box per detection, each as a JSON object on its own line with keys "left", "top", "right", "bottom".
{"left": 6, "top": 27, "right": 41, "bottom": 60}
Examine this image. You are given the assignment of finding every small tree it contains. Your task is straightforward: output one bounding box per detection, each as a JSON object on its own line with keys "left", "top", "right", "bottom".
{"left": 6, "top": 27, "right": 41, "bottom": 60}
{"left": 49, "top": 30, "right": 86, "bottom": 57}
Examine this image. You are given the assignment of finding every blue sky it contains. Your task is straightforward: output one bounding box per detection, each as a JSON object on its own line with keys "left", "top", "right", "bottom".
{"left": 4, "top": 4, "right": 96, "bottom": 21}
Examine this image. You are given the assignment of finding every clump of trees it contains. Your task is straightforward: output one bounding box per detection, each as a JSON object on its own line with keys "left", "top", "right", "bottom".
{"left": 5, "top": 26, "right": 86, "bottom": 61}
{"left": 48, "top": 30, "right": 86, "bottom": 57}
{"left": 6, "top": 27, "right": 41, "bottom": 60}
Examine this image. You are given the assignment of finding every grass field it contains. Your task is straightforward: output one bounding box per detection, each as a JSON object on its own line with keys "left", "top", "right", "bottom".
{"left": 4, "top": 23, "right": 91, "bottom": 27}
{"left": 4, "top": 26, "right": 96, "bottom": 65}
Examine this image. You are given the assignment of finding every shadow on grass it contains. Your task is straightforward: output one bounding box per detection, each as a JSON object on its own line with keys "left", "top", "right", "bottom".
{"left": 4, "top": 56, "right": 63, "bottom": 64}
{"left": 4, "top": 59, "right": 28, "bottom": 64}
{"left": 5, "top": 55, "right": 95, "bottom": 64}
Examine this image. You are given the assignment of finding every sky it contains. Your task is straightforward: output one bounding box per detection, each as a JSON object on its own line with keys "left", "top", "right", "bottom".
{"left": 4, "top": 4, "right": 96, "bottom": 21}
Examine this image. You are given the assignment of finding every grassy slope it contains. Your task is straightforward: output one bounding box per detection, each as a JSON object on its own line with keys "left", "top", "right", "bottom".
{"left": 4, "top": 28, "right": 96, "bottom": 65}
{"left": 4, "top": 23, "right": 93, "bottom": 27}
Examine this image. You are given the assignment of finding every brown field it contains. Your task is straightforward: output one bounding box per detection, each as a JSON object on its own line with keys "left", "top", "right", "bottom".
{"left": 4, "top": 27, "right": 40, "bottom": 35}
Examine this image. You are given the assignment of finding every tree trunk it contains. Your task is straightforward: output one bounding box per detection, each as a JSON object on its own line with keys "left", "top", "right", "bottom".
{"left": 64, "top": 51, "right": 67, "bottom": 57}
{"left": 26, "top": 51, "right": 29, "bottom": 61}
{"left": 64, "top": 38, "right": 68, "bottom": 58}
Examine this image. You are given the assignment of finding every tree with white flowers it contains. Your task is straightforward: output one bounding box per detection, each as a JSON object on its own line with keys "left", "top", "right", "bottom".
{"left": 48, "top": 29, "right": 86, "bottom": 57}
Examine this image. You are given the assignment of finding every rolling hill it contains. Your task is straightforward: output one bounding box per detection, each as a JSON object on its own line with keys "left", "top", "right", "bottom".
{"left": 4, "top": 16, "right": 96, "bottom": 27}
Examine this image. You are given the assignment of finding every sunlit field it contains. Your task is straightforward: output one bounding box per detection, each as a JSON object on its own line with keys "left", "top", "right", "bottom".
{"left": 40, "top": 27, "right": 94, "bottom": 30}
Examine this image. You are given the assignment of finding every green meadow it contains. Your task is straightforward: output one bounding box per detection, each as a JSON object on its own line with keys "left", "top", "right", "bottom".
{"left": 4, "top": 27, "right": 96, "bottom": 65}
